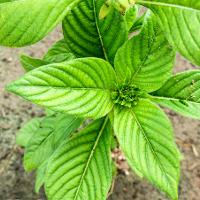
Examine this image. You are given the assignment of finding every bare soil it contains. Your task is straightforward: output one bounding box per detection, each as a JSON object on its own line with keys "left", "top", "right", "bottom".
{"left": 0, "top": 28, "right": 200, "bottom": 200}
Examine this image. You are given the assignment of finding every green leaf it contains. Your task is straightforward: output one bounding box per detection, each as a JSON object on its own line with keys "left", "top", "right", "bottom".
{"left": 151, "top": 70, "right": 200, "bottom": 119}
{"left": 7, "top": 58, "right": 116, "bottom": 118}
{"left": 44, "top": 39, "right": 76, "bottom": 63}
{"left": 20, "top": 55, "right": 48, "bottom": 72}
{"left": 35, "top": 160, "right": 48, "bottom": 193}
{"left": 62, "top": 0, "right": 128, "bottom": 63}
{"left": 16, "top": 117, "right": 43, "bottom": 147}
{"left": 125, "top": 5, "right": 139, "bottom": 31}
{"left": 137, "top": 0, "right": 200, "bottom": 66}
{"left": 21, "top": 39, "right": 76, "bottom": 72}
{"left": 24, "top": 114, "right": 82, "bottom": 171}
{"left": 45, "top": 118, "right": 112, "bottom": 200}
{"left": 114, "top": 99, "right": 180, "bottom": 200}
{"left": 129, "top": 12, "right": 145, "bottom": 32}
{"left": 114, "top": 12, "right": 175, "bottom": 92}
{"left": 0, "top": 0, "right": 79, "bottom": 47}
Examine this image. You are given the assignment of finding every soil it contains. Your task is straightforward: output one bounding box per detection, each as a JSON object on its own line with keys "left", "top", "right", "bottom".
{"left": 0, "top": 28, "right": 200, "bottom": 200}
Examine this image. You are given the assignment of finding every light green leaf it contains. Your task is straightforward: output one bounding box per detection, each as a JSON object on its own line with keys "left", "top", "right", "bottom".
{"left": 20, "top": 55, "right": 48, "bottom": 72}
{"left": 125, "top": 5, "right": 139, "bottom": 31}
{"left": 24, "top": 114, "right": 82, "bottom": 171}
{"left": 152, "top": 70, "right": 200, "bottom": 119}
{"left": 114, "top": 99, "right": 180, "bottom": 200}
{"left": 62, "top": 0, "right": 128, "bottom": 63}
{"left": 35, "top": 160, "right": 48, "bottom": 193}
{"left": 16, "top": 117, "right": 43, "bottom": 147}
{"left": 45, "top": 118, "right": 112, "bottom": 200}
{"left": 44, "top": 39, "right": 76, "bottom": 63}
{"left": 115, "top": 12, "right": 175, "bottom": 92}
{"left": 0, "top": 0, "right": 79, "bottom": 47}
{"left": 7, "top": 58, "right": 116, "bottom": 118}
{"left": 137, "top": 0, "right": 200, "bottom": 66}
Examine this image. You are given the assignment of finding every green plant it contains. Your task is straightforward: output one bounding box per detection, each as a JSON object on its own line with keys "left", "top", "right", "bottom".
{"left": 1, "top": 0, "right": 200, "bottom": 199}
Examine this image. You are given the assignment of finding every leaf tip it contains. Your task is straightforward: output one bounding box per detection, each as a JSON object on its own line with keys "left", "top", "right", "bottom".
{"left": 6, "top": 82, "right": 17, "bottom": 94}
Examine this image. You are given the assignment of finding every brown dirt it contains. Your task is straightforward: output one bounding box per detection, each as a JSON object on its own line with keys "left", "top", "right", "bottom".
{"left": 0, "top": 28, "right": 200, "bottom": 200}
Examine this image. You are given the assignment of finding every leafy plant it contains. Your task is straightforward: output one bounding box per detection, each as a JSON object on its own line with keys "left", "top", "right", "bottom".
{"left": 1, "top": 0, "right": 200, "bottom": 199}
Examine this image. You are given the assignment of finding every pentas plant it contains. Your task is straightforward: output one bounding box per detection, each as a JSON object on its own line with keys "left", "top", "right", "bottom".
{"left": 1, "top": 0, "right": 200, "bottom": 200}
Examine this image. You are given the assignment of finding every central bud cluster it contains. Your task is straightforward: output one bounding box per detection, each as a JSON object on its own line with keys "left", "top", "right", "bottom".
{"left": 112, "top": 85, "right": 142, "bottom": 108}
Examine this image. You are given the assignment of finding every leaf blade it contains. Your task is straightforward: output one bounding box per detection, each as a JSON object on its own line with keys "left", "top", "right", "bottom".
{"left": 44, "top": 39, "right": 76, "bottom": 63}
{"left": 45, "top": 118, "right": 113, "bottom": 200}
{"left": 152, "top": 70, "right": 200, "bottom": 119}
{"left": 114, "top": 99, "right": 180, "bottom": 199}
{"left": 62, "top": 0, "right": 128, "bottom": 63}
{"left": 16, "top": 117, "right": 43, "bottom": 147}
{"left": 114, "top": 12, "right": 175, "bottom": 92}
{"left": 24, "top": 114, "right": 82, "bottom": 171}
{"left": 7, "top": 58, "right": 116, "bottom": 118}
{"left": 137, "top": 0, "right": 200, "bottom": 66}
{"left": 0, "top": 0, "right": 79, "bottom": 47}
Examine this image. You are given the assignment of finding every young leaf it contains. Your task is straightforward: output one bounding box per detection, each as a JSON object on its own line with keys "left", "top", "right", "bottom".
{"left": 115, "top": 12, "right": 175, "bottom": 92}
{"left": 62, "top": 0, "right": 128, "bottom": 63}
{"left": 7, "top": 58, "right": 116, "bottom": 118}
{"left": 43, "top": 39, "right": 76, "bottom": 63}
{"left": 24, "top": 114, "right": 82, "bottom": 171}
{"left": 0, "top": 0, "right": 79, "bottom": 47}
{"left": 20, "top": 55, "right": 48, "bottom": 72}
{"left": 16, "top": 117, "right": 43, "bottom": 147}
{"left": 114, "top": 99, "right": 180, "bottom": 200}
{"left": 45, "top": 118, "right": 113, "bottom": 200}
{"left": 125, "top": 5, "right": 139, "bottom": 31}
{"left": 151, "top": 70, "right": 200, "bottom": 120}
{"left": 137, "top": 0, "right": 200, "bottom": 66}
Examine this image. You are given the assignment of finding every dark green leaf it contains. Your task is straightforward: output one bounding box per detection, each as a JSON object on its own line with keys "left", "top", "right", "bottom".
{"left": 62, "top": 0, "right": 128, "bottom": 63}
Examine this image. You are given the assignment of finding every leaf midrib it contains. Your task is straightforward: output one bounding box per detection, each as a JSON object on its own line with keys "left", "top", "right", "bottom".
{"left": 129, "top": 27, "right": 159, "bottom": 84}
{"left": 73, "top": 117, "right": 109, "bottom": 200}
{"left": 10, "top": 84, "right": 114, "bottom": 92}
{"left": 92, "top": 0, "right": 109, "bottom": 61}
{"left": 137, "top": 0, "right": 200, "bottom": 12}
{"left": 151, "top": 95, "right": 200, "bottom": 104}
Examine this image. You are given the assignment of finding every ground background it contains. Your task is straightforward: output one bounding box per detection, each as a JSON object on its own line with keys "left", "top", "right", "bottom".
{"left": 0, "top": 28, "right": 200, "bottom": 200}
